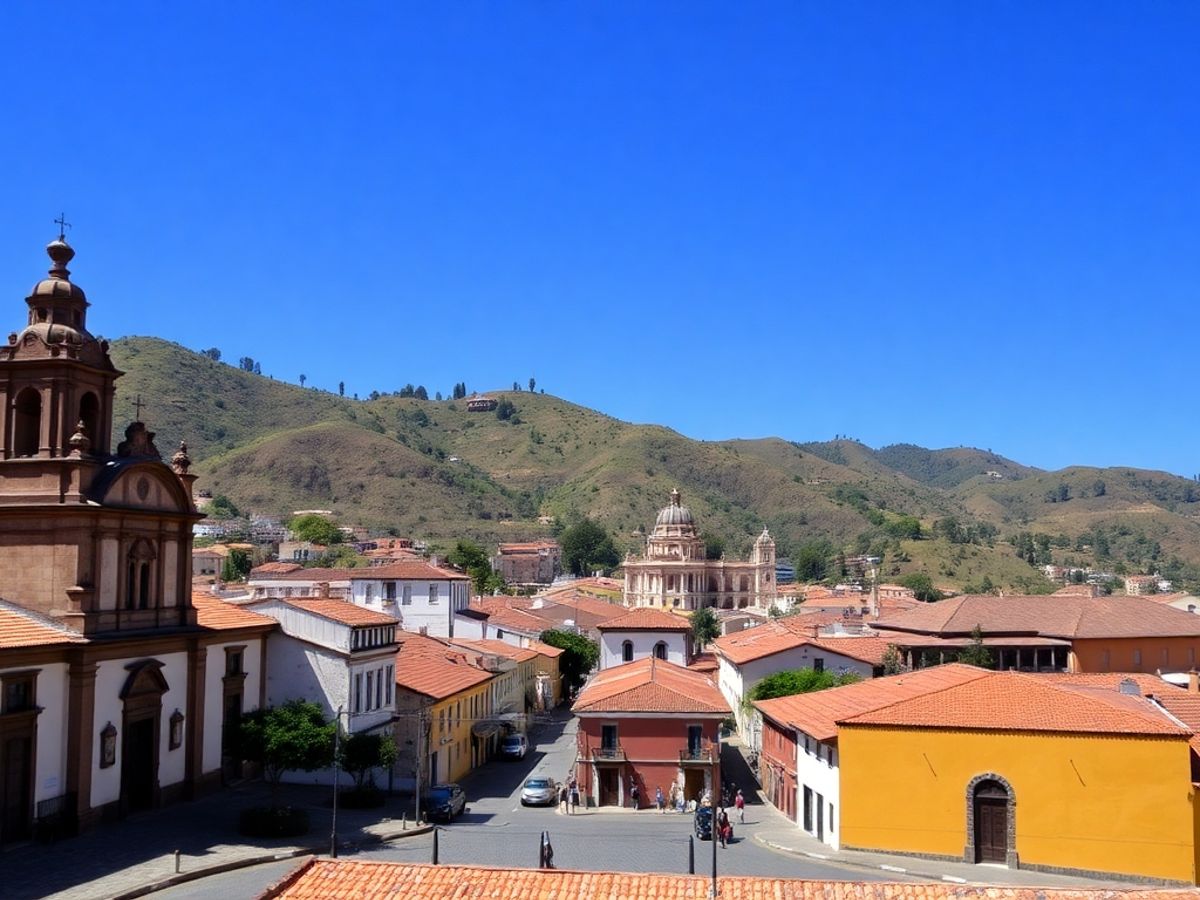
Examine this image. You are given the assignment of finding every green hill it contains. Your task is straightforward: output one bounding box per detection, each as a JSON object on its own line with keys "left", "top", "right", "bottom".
{"left": 109, "top": 337, "right": 1200, "bottom": 591}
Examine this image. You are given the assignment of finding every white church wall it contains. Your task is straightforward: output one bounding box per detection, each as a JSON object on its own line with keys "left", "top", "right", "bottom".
{"left": 202, "top": 639, "right": 264, "bottom": 774}
{"left": 599, "top": 631, "right": 688, "bottom": 669}
{"left": 157, "top": 652, "right": 189, "bottom": 788}
{"left": 91, "top": 659, "right": 127, "bottom": 808}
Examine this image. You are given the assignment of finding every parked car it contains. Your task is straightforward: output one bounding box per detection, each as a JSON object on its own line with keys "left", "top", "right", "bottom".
{"left": 520, "top": 777, "right": 558, "bottom": 806}
{"left": 693, "top": 806, "right": 714, "bottom": 840}
{"left": 500, "top": 733, "right": 528, "bottom": 759}
{"left": 425, "top": 783, "right": 466, "bottom": 822}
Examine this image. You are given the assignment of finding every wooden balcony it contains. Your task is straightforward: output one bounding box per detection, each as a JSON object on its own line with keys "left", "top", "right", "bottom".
{"left": 590, "top": 744, "right": 627, "bottom": 764}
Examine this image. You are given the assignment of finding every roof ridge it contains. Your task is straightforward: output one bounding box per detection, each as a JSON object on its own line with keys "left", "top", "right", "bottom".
{"left": 837, "top": 665, "right": 992, "bottom": 722}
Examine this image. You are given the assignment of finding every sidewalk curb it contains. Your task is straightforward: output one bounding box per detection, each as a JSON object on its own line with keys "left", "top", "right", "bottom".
{"left": 108, "top": 824, "right": 435, "bottom": 900}
{"left": 755, "top": 835, "right": 951, "bottom": 883}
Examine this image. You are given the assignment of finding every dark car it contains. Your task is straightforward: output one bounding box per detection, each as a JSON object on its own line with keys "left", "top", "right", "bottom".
{"left": 425, "top": 783, "right": 466, "bottom": 822}
{"left": 693, "top": 806, "right": 713, "bottom": 840}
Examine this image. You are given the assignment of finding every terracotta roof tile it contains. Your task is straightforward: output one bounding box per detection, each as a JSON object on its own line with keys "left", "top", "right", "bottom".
{"left": 192, "top": 593, "right": 277, "bottom": 631}
{"left": 351, "top": 561, "right": 467, "bottom": 581}
{"left": 394, "top": 633, "right": 493, "bottom": 700}
{"left": 448, "top": 638, "right": 539, "bottom": 663}
{"left": 284, "top": 599, "right": 399, "bottom": 627}
{"left": 712, "top": 621, "right": 807, "bottom": 664}
{"left": 688, "top": 652, "right": 719, "bottom": 673}
{"left": 523, "top": 639, "right": 564, "bottom": 658}
{"left": 249, "top": 562, "right": 303, "bottom": 576}
{"left": 572, "top": 657, "right": 729, "bottom": 715}
{"left": 265, "top": 860, "right": 1200, "bottom": 900}
{"left": 874, "top": 594, "right": 1200, "bottom": 639}
{"left": 254, "top": 567, "right": 354, "bottom": 583}
{"left": 845, "top": 671, "right": 1192, "bottom": 736}
{"left": 596, "top": 607, "right": 691, "bottom": 631}
{"left": 0, "top": 600, "right": 86, "bottom": 649}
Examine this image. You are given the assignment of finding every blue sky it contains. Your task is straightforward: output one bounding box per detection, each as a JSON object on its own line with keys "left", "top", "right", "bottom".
{"left": 1, "top": 3, "right": 1196, "bottom": 475}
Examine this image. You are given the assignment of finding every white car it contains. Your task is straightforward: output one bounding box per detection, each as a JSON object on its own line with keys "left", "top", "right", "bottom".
{"left": 501, "top": 733, "right": 528, "bottom": 759}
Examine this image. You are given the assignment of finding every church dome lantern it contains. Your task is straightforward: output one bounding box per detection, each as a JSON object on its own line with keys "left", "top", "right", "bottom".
{"left": 23, "top": 229, "right": 92, "bottom": 344}
{"left": 655, "top": 488, "right": 695, "bottom": 529}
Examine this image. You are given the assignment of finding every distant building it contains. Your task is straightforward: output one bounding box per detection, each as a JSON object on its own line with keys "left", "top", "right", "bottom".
{"left": 247, "top": 566, "right": 352, "bottom": 600}
{"left": 466, "top": 395, "right": 497, "bottom": 412}
{"left": 1124, "top": 575, "right": 1161, "bottom": 596}
{"left": 493, "top": 540, "right": 561, "bottom": 586}
{"left": 348, "top": 561, "right": 472, "bottom": 638}
{"left": 596, "top": 607, "right": 692, "bottom": 669}
{"left": 623, "top": 489, "right": 776, "bottom": 611}
{"left": 278, "top": 540, "right": 327, "bottom": 562}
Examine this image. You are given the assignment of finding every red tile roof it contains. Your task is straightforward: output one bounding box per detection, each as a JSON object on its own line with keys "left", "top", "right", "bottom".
{"left": 449, "top": 638, "right": 538, "bottom": 663}
{"left": 755, "top": 664, "right": 990, "bottom": 741}
{"left": 712, "top": 621, "right": 807, "bottom": 664}
{"left": 874, "top": 594, "right": 1200, "bottom": 639}
{"left": 844, "top": 671, "right": 1191, "bottom": 737}
{"left": 572, "top": 657, "right": 730, "bottom": 715}
{"left": 284, "top": 599, "right": 399, "bottom": 627}
{"left": 249, "top": 562, "right": 303, "bottom": 576}
{"left": 192, "top": 593, "right": 277, "bottom": 631}
{"left": 688, "top": 651, "right": 719, "bottom": 673}
{"left": 264, "top": 860, "right": 1200, "bottom": 900}
{"left": 394, "top": 633, "right": 493, "bottom": 700}
{"left": 0, "top": 601, "right": 86, "bottom": 649}
{"left": 254, "top": 567, "right": 354, "bottom": 582}
{"left": 351, "top": 561, "right": 467, "bottom": 581}
{"left": 596, "top": 607, "right": 691, "bottom": 632}
{"left": 524, "top": 638, "right": 564, "bottom": 658}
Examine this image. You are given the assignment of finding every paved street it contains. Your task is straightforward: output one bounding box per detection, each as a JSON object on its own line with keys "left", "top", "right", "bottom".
{"left": 3, "top": 707, "right": 1148, "bottom": 900}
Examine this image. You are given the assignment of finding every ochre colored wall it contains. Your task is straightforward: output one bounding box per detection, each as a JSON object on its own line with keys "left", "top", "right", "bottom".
{"left": 839, "top": 726, "right": 1196, "bottom": 883}
{"left": 430, "top": 680, "right": 493, "bottom": 784}
{"left": 1070, "top": 637, "right": 1200, "bottom": 673}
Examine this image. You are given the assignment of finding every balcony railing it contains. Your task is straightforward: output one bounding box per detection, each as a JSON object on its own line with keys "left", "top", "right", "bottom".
{"left": 590, "top": 744, "right": 626, "bottom": 763}
{"left": 679, "top": 743, "right": 716, "bottom": 765}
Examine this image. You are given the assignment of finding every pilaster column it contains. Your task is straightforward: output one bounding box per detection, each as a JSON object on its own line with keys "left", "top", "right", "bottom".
{"left": 65, "top": 656, "right": 99, "bottom": 826}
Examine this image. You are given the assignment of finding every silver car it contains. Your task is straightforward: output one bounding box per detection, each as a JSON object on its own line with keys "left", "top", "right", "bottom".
{"left": 520, "top": 777, "right": 558, "bottom": 806}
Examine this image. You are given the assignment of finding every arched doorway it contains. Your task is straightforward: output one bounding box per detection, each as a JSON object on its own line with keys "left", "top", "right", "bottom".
{"left": 120, "top": 660, "right": 169, "bottom": 813}
{"left": 78, "top": 392, "right": 100, "bottom": 452}
{"left": 965, "top": 774, "right": 1017, "bottom": 866}
{"left": 12, "top": 388, "right": 40, "bottom": 457}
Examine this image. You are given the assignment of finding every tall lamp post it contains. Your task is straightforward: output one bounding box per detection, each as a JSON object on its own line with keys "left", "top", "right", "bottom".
{"left": 330, "top": 706, "right": 348, "bottom": 858}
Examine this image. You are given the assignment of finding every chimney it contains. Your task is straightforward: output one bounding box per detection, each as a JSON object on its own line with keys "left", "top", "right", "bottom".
{"left": 1190, "top": 670, "right": 1199, "bottom": 694}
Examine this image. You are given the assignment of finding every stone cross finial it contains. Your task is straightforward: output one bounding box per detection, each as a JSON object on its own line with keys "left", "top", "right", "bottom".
{"left": 133, "top": 394, "right": 145, "bottom": 421}
{"left": 54, "top": 213, "right": 72, "bottom": 240}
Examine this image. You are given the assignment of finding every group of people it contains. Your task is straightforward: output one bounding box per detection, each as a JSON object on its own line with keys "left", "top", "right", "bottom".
{"left": 557, "top": 777, "right": 581, "bottom": 814}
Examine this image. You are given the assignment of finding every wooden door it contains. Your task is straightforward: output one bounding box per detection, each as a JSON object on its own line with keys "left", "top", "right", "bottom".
{"left": 1, "top": 736, "right": 33, "bottom": 843}
{"left": 599, "top": 768, "right": 619, "bottom": 806}
{"left": 123, "top": 718, "right": 157, "bottom": 811}
{"left": 975, "top": 798, "right": 1007, "bottom": 863}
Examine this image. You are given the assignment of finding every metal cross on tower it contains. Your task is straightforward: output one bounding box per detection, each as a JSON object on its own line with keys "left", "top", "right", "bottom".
{"left": 54, "top": 213, "right": 72, "bottom": 240}
{"left": 133, "top": 394, "right": 146, "bottom": 421}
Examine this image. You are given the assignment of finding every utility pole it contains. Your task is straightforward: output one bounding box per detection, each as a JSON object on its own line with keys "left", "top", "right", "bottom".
{"left": 330, "top": 706, "right": 344, "bottom": 858}
{"left": 710, "top": 752, "right": 718, "bottom": 898}
{"left": 414, "top": 705, "right": 425, "bottom": 824}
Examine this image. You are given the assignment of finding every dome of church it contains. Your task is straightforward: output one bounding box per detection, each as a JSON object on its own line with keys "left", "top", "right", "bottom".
{"left": 19, "top": 234, "right": 92, "bottom": 346}
{"left": 655, "top": 489, "right": 695, "bottom": 528}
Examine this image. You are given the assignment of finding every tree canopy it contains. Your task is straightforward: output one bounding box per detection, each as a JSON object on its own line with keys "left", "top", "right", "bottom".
{"left": 689, "top": 607, "right": 720, "bottom": 646}
{"left": 237, "top": 700, "right": 335, "bottom": 804}
{"left": 540, "top": 629, "right": 599, "bottom": 693}
{"left": 560, "top": 518, "right": 620, "bottom": 576}
{"left": 289, "top": 513, "right": 343, "bottom": 546}
{"left": 747, "top": 668, "right": 860, "bottom": 705}
{"left": 898, "top": 572, "right": 943, "bottom": 602}
{"left": 338, "top": 730, "right": 398, "bottom": 791}
{"left": 446, "top": 540, "right": 505, "bottom": 595}
{"left": 956, "top": 625, "right": 994, "bottom": 668}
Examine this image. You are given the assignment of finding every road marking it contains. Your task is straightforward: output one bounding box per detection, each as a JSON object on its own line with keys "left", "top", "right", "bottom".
{"left": 942, "top": 876, "right": 967, "bottom": 884}
{"left": 803, "top": 851, "right": 829, "bottom": 860}
{"left": 880, "top": 864, "right": 907, "bottom": 873}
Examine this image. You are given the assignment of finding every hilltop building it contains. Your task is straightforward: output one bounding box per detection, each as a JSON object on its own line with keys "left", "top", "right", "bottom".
{"left": 0, "top": 233, "right": 274, "bottom": 841}
{"left": 622, "top": 489, "right": 776, "bottom": 611}
{"left": 492, "top": 540, "right": 561, "bottom": 586}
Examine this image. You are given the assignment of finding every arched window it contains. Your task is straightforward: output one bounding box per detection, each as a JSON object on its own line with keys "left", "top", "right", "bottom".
{"left": 125, "top": 540, "right": 157, "bottom": 611}
{"left": 654, "top": 641, "right": 667, "bottom": 660}
{"left": 622, "top": 640, "right": 633, "bottom": 663}
{"left": 13, "top": 388, "right": 41, "bottom": 457}
{"left": 79, "top": 392, "right": 100, "bottom": 452}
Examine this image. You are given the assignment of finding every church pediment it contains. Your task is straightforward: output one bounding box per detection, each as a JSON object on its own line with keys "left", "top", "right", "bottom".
{"left": 87, "top": 458, "right": 194, "bottom": 514}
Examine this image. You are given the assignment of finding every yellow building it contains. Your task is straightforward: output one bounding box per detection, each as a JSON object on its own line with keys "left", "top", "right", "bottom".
{"left": 837, "top": 671, "right": 1199, "bottom": 883}
{"left": 394, "top": 633, "right": 496, "bottom": 785}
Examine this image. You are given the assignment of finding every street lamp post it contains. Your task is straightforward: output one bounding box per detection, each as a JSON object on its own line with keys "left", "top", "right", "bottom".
{"left": 330, "top": 706, "right": 346, "bottom": 858}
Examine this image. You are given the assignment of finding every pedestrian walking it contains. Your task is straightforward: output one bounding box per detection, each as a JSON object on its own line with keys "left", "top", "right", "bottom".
{"left": 630, "top": 781, "right": 640, "bottom": 809}
{"left": 734, "top": 788, "right": 745, "bottom": 824}
{"left": 717, "top": 809, "right": 731, "bottom": 849}
{"left": 569, "top": 780, "right": 580, "bottom": 814}
{"left": 655, "top": 786, "right": 665, "bottom": 813}
{"left": 558, "top": 782, "right": 568, "bottom": 813}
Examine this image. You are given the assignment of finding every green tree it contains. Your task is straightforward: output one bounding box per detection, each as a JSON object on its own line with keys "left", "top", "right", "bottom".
{"left": 881, "top": 644, "right": 905, "bottom": 675}
{"left": 221, "top": 549, "right": 252, "bottom": 582}
{"left": 793, "top": 540, "right": 833, "bottom": 582}
{"left": 701, "top": 532, "right": 726, "bottom": 561}
{"left": 209, "top": 494, "right": 241, "bottom": 520}
{"left": 528, "top": 377, "right": 536, "bottom": 393}
{"left": 956, "top": 625, "right": 994, "bottom": 668}
{"left": 338, "top": 381, "right": 345, "bottom": 397}
{"left": 338, "top": 730, "right": 398, "bottom": 791}
{"left": 747, "top": 668, "right": 860, "bottom": 704}
{"left": 495, "top": 398, "right": 517, "bottom": 421}
{"left": 237, "top": 700, "right": 335, "bottom": 806}
{"left": 560, "top": 518, "right": 620, "bottom": 576}
{"left": 884, "top": 515, "right": 922, "bottom": 540}
{"left": 414, "top": 385, "right": 429, "bottom": 400}
{"left": 898, "top": 572, "right": 943, "bottom": 602}
{"left": 289, "top": 514, "right": 343, "bottom": 545}
{"left": 690, "top": 607, "right": 720, "bottom": 647}
{"left": 446, "top": 540, "right": 505, "bottom": 595}
{"left": 299, "top": 374, "right": 306, "bottom": 388}
{"left": 200, "top": 347, "right": 221, "bottom": 361}
{"left": 539, "top": 629, "right": 599, "bottom": 693}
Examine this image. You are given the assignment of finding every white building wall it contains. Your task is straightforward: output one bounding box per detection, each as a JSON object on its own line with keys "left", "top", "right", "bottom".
{"left": 90, "top": 651, "right": 188, "bottom": 809}
{"left": 452, "top": 614, "right": 486, "bottom": 641}
{"left": 599, "top": 631, "right": 688, "bottom": 669}
{"left": 0, "top": 662, "right": 69, "bottom": 805}
{"left": 351, "top": 578, "right": 469, "bottom": 638}
{"left": 795, "top": 732, "right": 841, "bottom": 849}
{"left": 264, "top": 633, "right": 345, "bottom": 714}
{"left": 201, "top": 639, "right": 264, "bottom": 774}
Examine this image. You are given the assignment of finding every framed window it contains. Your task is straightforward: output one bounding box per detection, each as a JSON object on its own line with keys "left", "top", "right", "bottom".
{"left": 402, "top": 585, "right": 412, "bottom": 605}
{"left": 654, "top": 641, "right": 667, "bottom": 660}
{"left": 429, "top": 585, "right": 439, "bottom": 605}
{"left": 813, "top": 658, "right": 824, "bottom": 673}
{"left": 385, "top": 582, "right": 397, "bottom": 601}
{"left": 366, "top": 671, "right": 375, "bottom": 711}
{"left": 385, "top": 665, "right": 393, "bottom": 705}
{"left": 375, "top": 667, "right": 383, "bottom": 709}
{"left": 225, "top": 648, "right": 244, "bottom": 677}
{"left": 354, "top": 673, "right": 363, "bottom": 713}
{"left": 1, "top": 672, "right": 36, "bottom": 714}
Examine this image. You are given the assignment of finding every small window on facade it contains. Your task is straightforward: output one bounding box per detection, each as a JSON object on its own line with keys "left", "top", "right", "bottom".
{"left": 813, "top": 658, "right": 824, "bottom": 673}
{"left": 354, "top": 673, "right": 363, "bottom": 713}
{"left": 225, "top": 649, "right": 244, "bottom": 677}
{"left": 403, "top": 584, "right": 412, "bottom": 605}
{"left": 429, "top": 585, "right": 439, "bottom": 604}
{"left": 2, "top": 674, "right": 35, "bottom": 714}
{"left": 386, "top": 665, "right": 393, "bottom": 705}
{"left": 376, "top": 667, "right": 383, "bottom": 709}
{"left": 654, "top": 641, "right": 667, "bottom": 660}
{"left": 622, "top": 641, "right": 633, "bottom": 663}
{"left": 366, "top": 671, "right": 374, "bottom": 711}
{"left": 385, "top": 582, "right": 397, "bottom": 601}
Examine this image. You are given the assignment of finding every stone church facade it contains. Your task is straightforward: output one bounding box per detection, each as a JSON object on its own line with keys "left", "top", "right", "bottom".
{"left": 0, "top": 233, "right": 273, "bottom": 844}
{"left": 623, "top": 490, "right": 777, "bottom": 610}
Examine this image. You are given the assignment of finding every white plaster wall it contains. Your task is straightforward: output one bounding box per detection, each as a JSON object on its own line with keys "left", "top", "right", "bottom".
{"left": 452, "top": 614, "right": 485, "bottom": 641}
{"left": 264, "top": 633, "right": 345, "bottom": 714}
{"left": 156, "top": 653, "right": 189, "bottom": 789}
{"left": 795, "top": 732, "right": 841, "bottom": 849}
{"left": 600, "top": 631, "right": 687, "bottom": 669}
{"left": 201, "top": 639, "right": 264, "bottom": 774}
{"left": 0, "top": 662, "right": 68, "bottom": 804}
